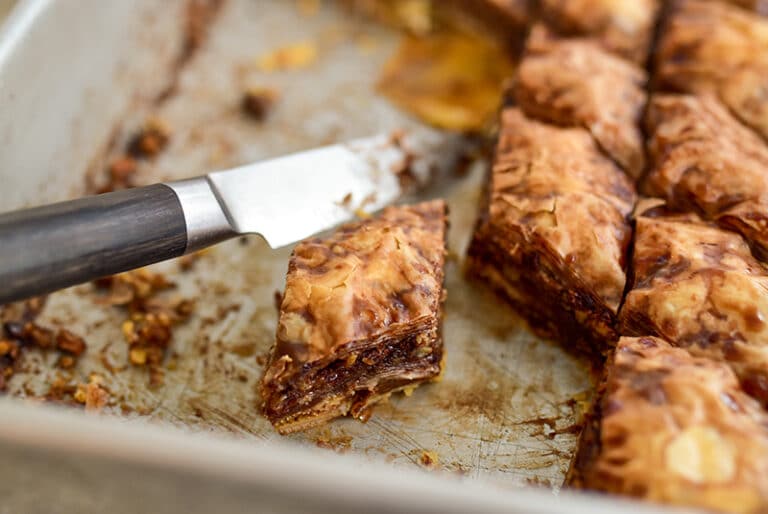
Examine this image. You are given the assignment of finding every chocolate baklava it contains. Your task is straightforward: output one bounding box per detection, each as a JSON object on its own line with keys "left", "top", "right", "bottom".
{"left": 466, "top": 107, "right": 636, "bottom": 356}
{"left": 645, "top": 93, "right": 768, "bottom": 260}
{"left": 514, "top": 25, "right": 647, "bottom": 177}
{"left": 569, "top": 336, "right": 768, "bottom": 513}
{"left": 539, "top": 0, "right": 660, "bottom": 64}
{"left": 620, "top": 201, "right": 768, "bottom": 405}
{"left": 261, "top": 201, "right": 448, "bottom": 434}
{"left": 655, "top": 0, "right": 768, "bottom": 141}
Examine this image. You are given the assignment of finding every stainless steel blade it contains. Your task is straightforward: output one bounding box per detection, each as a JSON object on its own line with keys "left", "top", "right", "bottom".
{"left": 206, "top": 130, "right": 463, "bottom": 248}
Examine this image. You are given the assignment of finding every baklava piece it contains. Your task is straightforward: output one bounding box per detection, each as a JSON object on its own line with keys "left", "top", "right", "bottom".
{"left": 514, "top": 26, "right": 647, "bottom": 177}
{"left": 655, "top": 0, "right": 768, "bottom": 141}
{"left": 261, "top": 200, "right": 448, "bottom": 434}
{"left": 620, "top": 201, "right": 768, "bottom": 405}
{"left": 569, "top": 336, "right": 768, "bottom": 514}
{"left": 466, "top": 108, "right": 636, "bottom": 356}
{"left": 645, "top": 93, "right": 768, "bottom": 259}
{"left": 539, "top": 0, "right": 660, "bottom": 64}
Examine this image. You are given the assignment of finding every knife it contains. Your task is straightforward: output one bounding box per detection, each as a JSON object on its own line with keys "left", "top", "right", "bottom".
{"left": 0, "top": 131, "right": 465, "bottom": 305}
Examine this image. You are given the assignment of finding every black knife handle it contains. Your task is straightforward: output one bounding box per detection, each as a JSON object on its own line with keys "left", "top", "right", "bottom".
{"left": 0, "top": 184, "right": 194, "bottom": 305}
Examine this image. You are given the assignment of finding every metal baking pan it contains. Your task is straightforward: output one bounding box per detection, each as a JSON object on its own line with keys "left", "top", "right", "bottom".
{"left": 0, "top": 1, "right": 675, "bottom": 512}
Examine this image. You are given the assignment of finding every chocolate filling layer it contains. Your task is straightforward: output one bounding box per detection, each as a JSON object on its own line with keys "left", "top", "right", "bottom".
{"left": 263, "top": 325, "right": 442, "bottom": 430}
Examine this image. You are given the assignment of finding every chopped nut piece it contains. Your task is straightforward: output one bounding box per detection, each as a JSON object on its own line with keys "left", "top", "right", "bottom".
{"left": 95, "top": 269, "right": 174, "bottom": 308}
{"left": 22, "top": 322, "right": 54, "bottom": 349}
{"left": 420, "top": 450, "right": 439, "bottom": 467}
{"left": 241, "top": 87, "right": 280, "bottom": 121}
{"left": 84, "top": 380, "right": 110, "bottom": 412}
{"left": 109, "top": 156, "right": 137, "bottom": 183}
{"left": 129, "top": 348, "right": 148, "bottom": 366}
{"left": 256, "top": 41, "right": 318, "bottom": 72}
{"left": 56, "top": 329, "right": 86, "bottom": 356}
{"left": 57, "top": 355, "right": 76, "bottom": 370}
{"left": 73, "top": 384, "right": 88, "bottom": 404}
{"left": 127, "top": 117, "right": 171, "bottom": 158}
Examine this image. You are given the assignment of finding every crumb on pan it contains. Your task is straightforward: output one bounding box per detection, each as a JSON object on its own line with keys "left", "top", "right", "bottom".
{"left": 73, "top": 374, "right": 110, "bottom": 413}
{"left": 420, "top": 450, "right": 439, "bottom": 467}
{"left": 241, "top": 87, "right": 280, "bottom": 121}
{"left": 95, "top": 117, "right": 171, "bottom": 194}
{"left": 256, "top": 41, "right": 318, "bottom": 72}
{"left": 1, "top": 297, "right": 90, "bottom": 392}
{"left": 127, "top": 117, "right": 172, "bottom": 159}
{"left": 94, "top": 269, "right": 193, "bottom": 385}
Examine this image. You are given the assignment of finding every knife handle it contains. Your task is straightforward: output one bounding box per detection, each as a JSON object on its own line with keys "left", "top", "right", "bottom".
{"left": 0, "top": 179, "right": 235, "bottom": 305}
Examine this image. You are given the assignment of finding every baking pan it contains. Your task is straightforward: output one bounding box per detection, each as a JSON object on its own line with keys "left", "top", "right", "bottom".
{"left": 0, "top": 1, "right": 675, "bottom": 512}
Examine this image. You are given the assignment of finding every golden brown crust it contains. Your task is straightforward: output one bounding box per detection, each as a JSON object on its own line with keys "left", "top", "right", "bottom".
{"left": 620, "top": 206, "right": 768, "bottom": 405}
{"left": 571, "top": 336, "right": 768, "bottom": 514}
{"left": 514, "top": 26, "right": 647, "bottom": 177}
{"left": 539, "top": 0, "right": 660, "bottom": 63}
{"left": 655, "top": 0, "right": 768, "bottom": 142}
{"left": 645, "top": 93, "right": 768, "bottom": 258}
{"left": 466, "top": 108, "right": 635, "bottom": 355}
{"left": 261, "top": 201, "right": 447, "bottom": 433}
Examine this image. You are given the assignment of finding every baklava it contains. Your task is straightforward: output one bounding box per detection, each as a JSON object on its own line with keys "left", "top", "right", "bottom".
{"left": 514, "top": 25, "right": 647, "bottom": 177}
{"left": 466, "top": 107, "right": 636, "bottom": 356}
{"left": 645, "top": 93, "right": 768, "bottom": 260}
{"left": 620, "top": 201, "right": 768, "bottom": 405}
{"left": 569, "top": 336, "right": 768, "bottom": 514}
{"left": 261, "top": 200, "right": 448, "bottom": 434}
{"left": 655, "top": 0, "right": 768, "bottom": 141}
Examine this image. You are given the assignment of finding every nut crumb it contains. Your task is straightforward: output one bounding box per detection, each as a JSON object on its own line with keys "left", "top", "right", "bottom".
{"left": 354, "top": 208, "right": 372, "bottom": 219}
{"left": 256, "top": 41, "right": 318, "bottom": 72}
{"left": 241, "top": 87, "right": 280, "bottom": 121}
{"left": 128, "top": 117, "right": 171, "bottom": 158}
{"left": 56, "top": 329, "right": 86, "bottom": 357}
{"left": 96, "top": 269, "right": 192, "bottom": 381}
{"left": 420, "top": 450, "right": 439, "bottom": 467}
